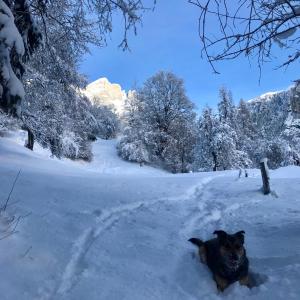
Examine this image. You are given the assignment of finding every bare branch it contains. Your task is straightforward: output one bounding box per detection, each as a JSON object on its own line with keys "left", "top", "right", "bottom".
{"left": 1, "top": 169, "right": 22, "bottom": 212}
{"left": 0, "top": 212, "right": 32, "bottom": 241}
{"left": 189, "top": 0, "right": 300, "bottom": 72}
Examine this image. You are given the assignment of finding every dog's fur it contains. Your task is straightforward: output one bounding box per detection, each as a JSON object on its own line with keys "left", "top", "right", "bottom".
{"left": 189, "top": 230, "right": 250, "bottom": 291}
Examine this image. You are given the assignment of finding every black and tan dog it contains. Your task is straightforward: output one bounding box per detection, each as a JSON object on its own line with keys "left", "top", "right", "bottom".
{"left": 189, "top": 230, "right": 250, "bottom": 292}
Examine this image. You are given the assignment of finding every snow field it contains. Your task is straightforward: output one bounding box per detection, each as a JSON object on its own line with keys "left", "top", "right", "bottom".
{"left": 0, "top": 135, "right": 300, "bottom": 299}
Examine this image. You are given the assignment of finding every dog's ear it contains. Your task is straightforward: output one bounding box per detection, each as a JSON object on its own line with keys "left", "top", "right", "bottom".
{"left": 235, "top": 230, "right": 245, "bottom": 235}
{"left": 213, "top": 230, "right": 228, "bottom": 242}
{"left": 235, "top": 230, "right": 245, "bottom": 244}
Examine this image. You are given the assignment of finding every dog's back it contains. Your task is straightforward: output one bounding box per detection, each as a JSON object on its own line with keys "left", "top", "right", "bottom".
{"left": 189, "top": 237, "right": 222, "bottom": 270}
{"left": 203, "top": 238, "right": 221, "bottom": 272}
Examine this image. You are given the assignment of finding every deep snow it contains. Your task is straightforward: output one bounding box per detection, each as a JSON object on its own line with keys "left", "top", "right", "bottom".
{"left": 0, "top": 133, "right": 300, "bottom": 299}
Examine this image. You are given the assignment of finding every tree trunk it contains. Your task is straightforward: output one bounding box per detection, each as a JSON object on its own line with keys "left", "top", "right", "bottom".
{"left": 25, "top": 128, "right": 34, "bottom": 150}
{"left": 181, "top": 150, "right": 185, "bottom": 173}
{"left": 238, "top": 168, "right": 242, "bottom": 178}
{"left": 260, "top": 158, "right": 270, "bottom": 195}
{"left": 212, "top": 152, "right": 217, "bottom": 171}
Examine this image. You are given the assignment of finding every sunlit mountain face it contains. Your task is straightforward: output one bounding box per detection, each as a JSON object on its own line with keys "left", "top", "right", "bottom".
{"left": 83, "top": 77, "right": 127, "bottom": 114}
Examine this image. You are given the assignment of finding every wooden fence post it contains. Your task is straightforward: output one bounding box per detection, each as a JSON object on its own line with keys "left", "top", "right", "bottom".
{"left": 260, "top": 158, "right": 270, "bottom": 195}
{"left": 238, "top": 168, "right": 242, "bottom": 178}
{"left": 25, "top": 129, "right": 34, "bottom": 150}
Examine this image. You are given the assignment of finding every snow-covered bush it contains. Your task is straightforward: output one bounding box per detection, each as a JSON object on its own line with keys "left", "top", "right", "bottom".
{"left": 265, "top": 141, "right": 289, "bottom": 169}
{"left": 0, "top": 110, "right": 20, "bottom": 136}
{"left": 254, "top": 139, "right": 297, "bottom": 169}
{"left": 118, "top": 137, "right": 149, "bottom": 164}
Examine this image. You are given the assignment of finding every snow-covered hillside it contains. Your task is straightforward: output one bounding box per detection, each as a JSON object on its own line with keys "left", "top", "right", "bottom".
{"left": 0, "top": 136, "right": 300, "bottom": 299}
{"left": 247, "top": 82, "right": 300, "bottom": 129}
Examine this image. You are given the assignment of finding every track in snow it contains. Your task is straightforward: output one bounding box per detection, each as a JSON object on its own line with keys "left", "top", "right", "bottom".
{"left": 55, "top": 176, "right": 215, "bottom": 297}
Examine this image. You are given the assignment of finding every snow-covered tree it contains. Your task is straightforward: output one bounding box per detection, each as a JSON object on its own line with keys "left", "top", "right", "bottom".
{"left": 217, "top": 88, "right": 250, "bottom": 170}
{"left": 236, "top": 99, "right": 257, "bottom": 140}
{"left": 1, "top": 0, "right": 154, "bottom": 161}
{"left": 118, "top": 91, "right": 149, "bottom": 164}
{"left": 119, "top": 71, "right": 197, "bottom": 172}
{"left": 194, "top": 107, "right": 218, "bottom": 171}
{"left": 16, "top": 0, "right": 150, "bottom": 159}
{"left": 91, "top": 99, "right": 120, "bottom": 140}
{"left": 194, "top": 90, "right": 251, "bottom": 172}
{"left": 1, "top": 0, "right": 153, "bottom": 114}
{"left": 234, "top": 99, "right": 258, "bottom": 159}
{"left": 0, "top": 0, "right": 41, "bottom": 116}
{"left": 212, "top": 121, "right": 251, "bottom": 170}
{"left": 139, "top": 71, "right": 196, "bottom": 169}
{"left": 218, "top": 87, "right": 236, "bottom": 124}
{"left": 21, "top": 70, "right": 95, "bottom": 160}
{"left": 162, "top": 115, "right": 197, "bottom": 173}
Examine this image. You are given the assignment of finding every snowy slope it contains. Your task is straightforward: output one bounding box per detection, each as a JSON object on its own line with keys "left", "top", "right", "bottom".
{"left": 0, "top": 136, "right": 300, "bottom": 299}
{"left": 87, "top": 139, "right": 167, "bottom": 176}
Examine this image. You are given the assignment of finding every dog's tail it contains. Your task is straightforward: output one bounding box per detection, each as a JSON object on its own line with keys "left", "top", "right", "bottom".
{"left": 188, "top": 238, "right": 204, "bottom": 248}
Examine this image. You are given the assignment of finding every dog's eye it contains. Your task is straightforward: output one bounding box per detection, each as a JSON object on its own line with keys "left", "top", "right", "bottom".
{"left": 224, "top": 243, "right": 231, "bottom": 250}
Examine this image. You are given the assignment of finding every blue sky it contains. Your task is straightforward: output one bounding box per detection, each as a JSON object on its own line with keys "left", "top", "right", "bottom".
{"left": 80, "top": 0, "right": 299, "bottom": 110}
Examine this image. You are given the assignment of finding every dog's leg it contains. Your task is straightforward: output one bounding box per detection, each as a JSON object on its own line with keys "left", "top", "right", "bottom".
{"left": 214, "top": 274, "right": 229, "bottom": 292}
{"left": 239, "top": 275, "right": 251, "bottom": 288}
{"left": 199, "top": 245, "right": 207, "bottom": 264}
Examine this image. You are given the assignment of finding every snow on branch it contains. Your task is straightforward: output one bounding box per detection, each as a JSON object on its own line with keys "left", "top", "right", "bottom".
{"left": 0, "top": 0, "right": 42, "bottom": 115}
{"left": 0, "top": 0, "right": 25, "bottom": 114}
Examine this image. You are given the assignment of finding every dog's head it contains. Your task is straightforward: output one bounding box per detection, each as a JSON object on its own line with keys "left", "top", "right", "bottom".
{"left": 214, "top": 230, "right": 246, "bottom": 270}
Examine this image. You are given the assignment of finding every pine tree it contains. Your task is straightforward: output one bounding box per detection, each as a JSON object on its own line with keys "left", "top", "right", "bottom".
{"left": 236, "top": 99, "right": 256, "bottom": 139}
{"left": 194, "top": 91, "right": 251, "bottom": 172}
{"left": 194, "top": 107, "right": 219, "bottom": 171}
{"left": 218, "top": 87, "right": 236, "bottom": 125}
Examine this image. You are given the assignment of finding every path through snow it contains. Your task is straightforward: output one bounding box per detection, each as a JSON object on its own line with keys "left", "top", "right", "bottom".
{"left": 56, "top": 175, "right": 215, "bottom": 297}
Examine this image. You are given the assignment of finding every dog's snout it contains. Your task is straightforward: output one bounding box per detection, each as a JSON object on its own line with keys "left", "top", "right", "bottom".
{"left": 230, "top": 252, "right": 238, "bottom": 261}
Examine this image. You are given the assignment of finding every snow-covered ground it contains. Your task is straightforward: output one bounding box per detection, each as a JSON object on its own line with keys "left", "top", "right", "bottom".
{"left": 0, "top": 133, "right": 300, "bottom": 299}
